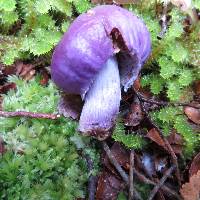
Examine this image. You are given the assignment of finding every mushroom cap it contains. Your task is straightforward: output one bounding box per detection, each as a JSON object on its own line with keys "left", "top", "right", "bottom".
{"left": 51, "top": 5, "right": 151, "bottom": 96}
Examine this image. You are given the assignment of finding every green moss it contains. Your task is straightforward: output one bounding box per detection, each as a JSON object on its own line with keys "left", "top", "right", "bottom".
{"left": 112, "top": 120, "right": 146, "bottom": 150}
{"left": 151, "top": 107, "right": 199, "bottom": 157}
{"left": 0, "top": 77, "right": 99, "bottom": 199}
{"left": 0, "top": 0, "right": 92, "bottom": 65}
{"left": 128, "top": 2, "right": 200, "bottom": 156}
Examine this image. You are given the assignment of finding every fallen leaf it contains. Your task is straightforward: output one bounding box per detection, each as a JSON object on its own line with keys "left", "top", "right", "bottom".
{"left": 40, "top": 68, "right": 50, "bottom": 86}
{"left": 167, "top": 131, "right": 184, "bottom": 155}
{"left": 58, "top": 93, "right": 83, "bottom": 119}
{"left": 167, "top": 131, "right": 183, "bottom": 146}
{"left": 0, "top": 82, "right": 16, "bottom": 94}
{"left": 133, "top": 77, "right": 141, "bottom": 91}
{"left": 146, "top": 128, "right": 183, "bottom": 155}
{"left": 2, "top": 65, "right": 16, "bottom": 76}
{"left": 194, "top": 80, "right": 200, "bottom": 95}
{"left": 0, "top": 136, "right": 6, "bottom": 155}
{"left": 125, "top": 103, "right": 144, "bottom": 126}
{"left": 189, "top": 152, "right": 200, "bottom": 177}
{"left": 0, "top": 96, "right": 3, "bottom": 110}
{"left": 16, "top": 62, "right": 35, "bottom": 81}
{"left": 96, "top": 171, "right": 125, "bottom": 200}
{"left": 180, "top": 170, "right": 200, "bottom": 200}
{"left": 155, "top": 191, "right": 166, "bottom": 200}
{"left": 146, "top": 128, "right": 167, "bottom": 150}
{"left": 184, "top": 106, "right": 200, "bottom": 124}
{"left": 103, "top": 142, "right": 130, "bottom": 173}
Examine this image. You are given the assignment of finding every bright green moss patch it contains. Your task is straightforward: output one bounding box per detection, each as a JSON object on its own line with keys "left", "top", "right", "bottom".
{"left": 0, "top": 77, "right": 99, "bottom": 199}
{"left": 0, "top": 0, "right": 92, "bottom": 65}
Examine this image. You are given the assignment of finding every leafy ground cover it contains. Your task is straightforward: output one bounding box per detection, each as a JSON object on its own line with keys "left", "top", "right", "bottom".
{"left": 0, "top": 0, "right": 200, "bottom": 199}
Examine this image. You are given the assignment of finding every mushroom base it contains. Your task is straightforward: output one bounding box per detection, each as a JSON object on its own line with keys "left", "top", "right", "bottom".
{"left": 78, "top": 56, "right": 121, "bottom": 140}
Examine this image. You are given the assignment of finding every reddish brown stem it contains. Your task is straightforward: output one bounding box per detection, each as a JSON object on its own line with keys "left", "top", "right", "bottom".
{"left": 129, "top": 149, "right": 135, "bottom": 200}
{"left": 136, "top": 91, "right": 200, "bottom": 109}
{"left": 0, "top": 111, "right": 60, "bottom": 120}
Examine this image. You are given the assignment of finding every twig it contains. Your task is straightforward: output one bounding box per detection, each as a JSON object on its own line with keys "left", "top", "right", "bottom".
{"left": 88, "top": 176, "right": 98, "bottom": 200}
{"left": 0, "top": 111, "right": 60, "bottom": 119}
{"left": 133, "top": 168, "right": 181, "bottom": 200}
{"left": 102, "top": 141, "right": 129, "bottom": 183}
{"left": 158, "top": 1, "right": 168, "bottom": 39}
{"left": 133, "top": 89, "right": 181, "bottom": 186}
{"left": 136, "top": 91, "right": 200, "bottom": 109}
{"left": 102, "top": 141, "right": 143, "bottom": 200}
{"left": 84, "top": 154, "right": 98, "bottom": 200}
{"left": 129, "top": 149, "right": 135, "bottom": 200}
{"left": 148, "top": 165, "right": 175, "bottom": 200}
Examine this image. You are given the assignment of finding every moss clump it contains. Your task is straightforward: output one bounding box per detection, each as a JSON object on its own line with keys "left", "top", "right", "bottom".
{"left": 0, "top": 76, "right": 99, "bottom": 199}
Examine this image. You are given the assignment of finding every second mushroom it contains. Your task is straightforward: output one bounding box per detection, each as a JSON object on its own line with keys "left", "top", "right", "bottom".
{"left": 51, "top": 5, "right": 151, "bottom": 140}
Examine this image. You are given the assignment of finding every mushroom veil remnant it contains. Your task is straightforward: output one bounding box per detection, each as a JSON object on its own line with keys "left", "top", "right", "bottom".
{"left": 51, "top": 5, "right": 151, "bottom": 140}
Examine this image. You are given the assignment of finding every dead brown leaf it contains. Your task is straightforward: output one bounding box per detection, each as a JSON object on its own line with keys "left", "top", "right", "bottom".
{"left": 146, "top": 129, "right": 184, "bottom": 155}
{"left": 103, "top": 142, "right": 130, "bottom": 173}
{"left": 2, "top": 65, "right": 16, "bottom": 76}
{"left": 189, "top": 152, "right": 200, "bottom": 177}
{"left": 16, "top": 62, "right": 35, "bottom": 81}
{"left": 133, "top": 77, "right": 141, "bottom": 91}
{"left": 125, "top": 103, "right": 144, "bottom": 126}
{"left": 0, "top": 136, "right": 6, "bottom": 155}
{"left": 194, "top": 80, "right": 200, "bottom": 95}
{"left": 146, "top": 128, "right": 167, "bottom": 150}
{"left": 180, "top": 170, "right": 200, "bottom": 200}
{"left": 167, "top": 131, "right": 184, "bottom": 155}
{"left": 58, "top": 93, "right": 83, "bottom": 120}
{"left": 0, "top": 82, "right": 16, "bottom": 94}
{"left": 40, "top": 68, "right": 50, "bottom": 86}
{"left": 0, "top": 96, "right": 3, "bottom": 110}
{"left": 96, "top": 171, "right": 125, "bottom": 200}
{"left": 155, "top": 191, "right": 166, "bottom": 200}
{"left": 184, "top": 106, "right": 200, "bottom": 125}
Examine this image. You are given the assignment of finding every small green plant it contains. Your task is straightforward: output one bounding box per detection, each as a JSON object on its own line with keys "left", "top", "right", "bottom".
{"left": 0, "top": 0, "right": 92, "bottom": 65}
{"left": 112, "top": 120, "right": 146, "bottom": 150}
{"left": 0, "top": 76, "right": 99, "bottom": 199}
{"left": 115, "top": 1, "right": 200, "bottom": 156}
{"left": 137, "top": 2, "right": 200, "bottom": 156}
{"left": 151, "top": 106, "right": 199, "bottom": 156}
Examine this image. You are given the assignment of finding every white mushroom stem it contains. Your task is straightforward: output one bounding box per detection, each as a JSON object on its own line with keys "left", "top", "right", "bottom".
{"left": 78, "top": 56, "right": 121, "bottom": 140}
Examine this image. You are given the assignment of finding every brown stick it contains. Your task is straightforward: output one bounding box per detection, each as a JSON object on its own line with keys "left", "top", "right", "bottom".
{"left": 0, "top": 111, "right": 60, "bottom": 119}
{"left": 102, "top": 141, "right": 129, "bottom": 183}
{"left": 148, "top": 165, "right": 175, "bottom": 200}
{"left": 133, "top": 89, "right": 181, "bottom": 186}
{"left": 158, "top": 1, "right": 168, "bottom": 39}
{"left": 133, "top": 168, "right": 181, "bottom": 200}
{"left": 135, "top": 91, "right": 200, "bottom": 109}
{"left": 102, "top": 142, "right": 142, "bottom": 200}
{"left": 129, "top": 149, "right": 135, "bottom": 200}
{"left": 84, "top": 154, "right": 98, "bottom": 200}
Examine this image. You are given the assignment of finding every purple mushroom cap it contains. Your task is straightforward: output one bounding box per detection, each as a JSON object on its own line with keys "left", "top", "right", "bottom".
{"left": 51, "top": 5, "right": 151, "bottom": 140}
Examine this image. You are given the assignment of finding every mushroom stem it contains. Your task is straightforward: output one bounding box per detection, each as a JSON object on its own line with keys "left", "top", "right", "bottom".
{"left": 78, "top": 56, "right": 121, "bottom": 140}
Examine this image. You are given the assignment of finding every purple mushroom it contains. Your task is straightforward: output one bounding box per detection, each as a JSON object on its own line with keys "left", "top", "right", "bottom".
{"left": 51, "top": 5, "right": 151, "bottom": 140}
